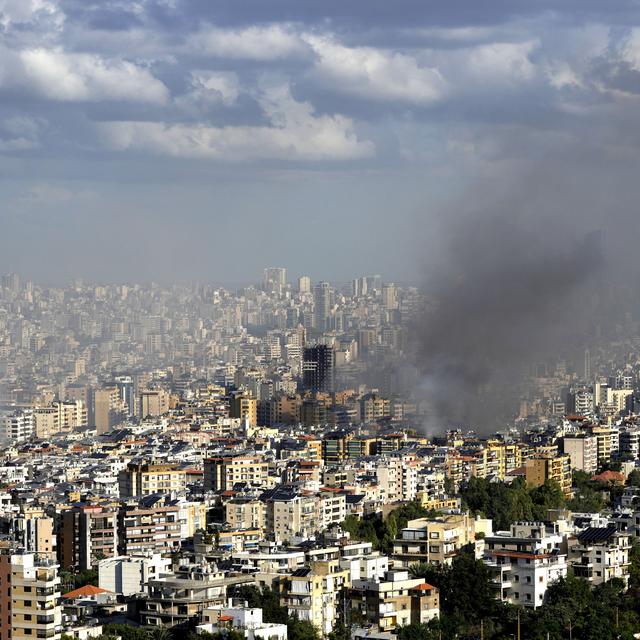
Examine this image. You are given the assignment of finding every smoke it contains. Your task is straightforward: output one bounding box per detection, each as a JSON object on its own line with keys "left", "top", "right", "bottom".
{"left": 411, "top": 162, "right": 613, "bottom": 433}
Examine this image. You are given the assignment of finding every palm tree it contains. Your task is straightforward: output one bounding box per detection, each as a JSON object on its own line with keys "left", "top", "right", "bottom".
{"left": 147, "top": 627, "right": 173, "bottom": 640}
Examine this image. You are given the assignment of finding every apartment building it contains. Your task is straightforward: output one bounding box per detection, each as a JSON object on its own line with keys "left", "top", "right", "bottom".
{"left": 139, "top": 388, "right": 171, "bottom": 418}
{"left": 10, "top": 507, "right": 56, "bottom": 560}
{"left": 483, "top": 522, "right": 567, "bottom": 609}
{"left": 118, "top": 501, "right": 181, "bottom": 556}
{"left": 569, "top": 525, "right": 631, "bottom": 588}
{"left": 140, "top": 564, "right": 252, "bottom": 628}
{"left": 59, "top": 505, "right": 118, "bottom": 571}
{"left": 99, "top": 553, "right": 171, "bottom": 596}
{"left": 525, "top": 454, "right": 572, "bottom": 497}
{"left": 562, "top": 435, "right": 598, "bottom": 473}
{"left": 350, "top": 570, "right": 439, "bottom": 632}
{"left": 260, "top": 488, "right": 319, "bottom": 544}
{"left": 392, "top": 513, "right": 476, "bottom": 568}
{"left": 0, "top": 552, "right": 62, "bottom": 640}
{"left": 318, "top": 489, "right": 347, "bottom": 529}
{"left": 225, "top": 498, "right": 266, "bottom": 534}
{"left": 275, "top": 564, "right": 350, "bottom": 636}
{"left": 204, "top": 456, "right": 269, "bottom": 492}
{"left": 118, "top": 462, "right": 187, "bottom": 498}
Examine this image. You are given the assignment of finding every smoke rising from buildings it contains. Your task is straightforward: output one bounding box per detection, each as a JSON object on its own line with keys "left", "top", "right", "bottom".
{"left": 411, "top": 166, "right": 610, "bottom": 433}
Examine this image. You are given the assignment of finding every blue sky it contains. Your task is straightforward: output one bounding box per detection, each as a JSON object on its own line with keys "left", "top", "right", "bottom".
{"left": 0, "top": 1, "right": 639, "bottom": 283}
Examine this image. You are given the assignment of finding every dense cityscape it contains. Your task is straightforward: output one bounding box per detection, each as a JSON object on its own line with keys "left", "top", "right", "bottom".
{"left": 3, "top": 0, "right": 640, "bottom": 639}
{"left": 0, "top": 270, "right": 638, "bottom": 639}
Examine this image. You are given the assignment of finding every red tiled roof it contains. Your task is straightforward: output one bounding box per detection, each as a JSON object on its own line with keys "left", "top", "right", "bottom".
{"left": 64, "top": 584, "right": 111, "bottom": 599}
{"left": 591, "top": 470, "right": 625, "bottom": 484}
{"left": 411, "top": 583, "right": 437, "bottom": 591}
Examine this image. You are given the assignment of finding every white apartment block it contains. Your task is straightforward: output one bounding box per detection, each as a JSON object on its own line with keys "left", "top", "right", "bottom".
{"left": 483, "top": 522, "right": 567, "bottom": 609}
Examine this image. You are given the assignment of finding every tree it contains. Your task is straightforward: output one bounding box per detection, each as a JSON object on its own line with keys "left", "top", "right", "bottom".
{"left": 288, "top": 619, "right": 321, "bottom": 640}
{"left": 626, "top": 469, "right": 640, "bottom": 487}
{"left": 102, "top": 625, "right": 150, "bottom": 640}
{"left": 147, "top": 628, "right": 173, "bottom": 640}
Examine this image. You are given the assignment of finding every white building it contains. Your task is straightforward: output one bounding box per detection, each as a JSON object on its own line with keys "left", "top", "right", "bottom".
{"left": 563, "top": 435, "right": 597, "bottom": 473}
{"left": 569, "top": 525, "right": 631, "bottom": 588}
{"left": 5, "top": 409, "right": 34, "bottom": 442}
{"left": 197, "top": 606, "right": 287, "bottom": 640}
{"left": 98, "top": 554, "right": 171, "bottom": 596}
{"left": 483, "top": 522, "right": 567, "bottom": 609}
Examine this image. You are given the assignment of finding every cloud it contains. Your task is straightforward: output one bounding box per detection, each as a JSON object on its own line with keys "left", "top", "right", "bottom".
{"left": 176, "top": 70, "right": 241, "bottom": 110}
{"left": 304, "top": 34, "right": 448, "bottom": 104}
{"left": 0, "top": 115, "right": 45, "bottom": 151}
{"left": 191, "top": 24, "right": 308, "bottom": 60}
{"left": 463, "top": 40, "right": 538, "bottom": 83}
{"left": 0, "top": 46, "right": 169, "bottom": 104}
{"left": 98, "top": 84, "right": 374, "bottom": 161}
{"left": 0, "top": 0, "right": 63, "bottom": 29}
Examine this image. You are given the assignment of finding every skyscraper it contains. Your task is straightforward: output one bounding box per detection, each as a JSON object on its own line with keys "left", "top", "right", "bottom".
{"left": 382, "top": 283, "right": 398, "bottom": 311}
{"left": 584, "top": 349, "right": 591, "bottom": 381}
{"left": 314, "top": 281, "right": 332, "bottom": 331}
{"left": 303, "top": 344, "right": 335, "bottom": 392}
{"left": 263, "top": 267, "right": 287, "bottom": 295}
{"left": 115, "top": 375, "right": 135, "bottom": 417}
{"left": 298, "top": 275, "right": 311, "bottom": 294}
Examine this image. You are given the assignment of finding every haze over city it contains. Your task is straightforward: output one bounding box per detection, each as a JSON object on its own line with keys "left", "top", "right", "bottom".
{"left": 2, "top": 2, "right": 640, "bottom": 640}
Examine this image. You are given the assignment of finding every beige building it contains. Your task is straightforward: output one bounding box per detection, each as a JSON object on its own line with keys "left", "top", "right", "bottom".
{"left": 118, "top": 503, "right": 181, "bottom": 556}
{"left": 139, "top": 388, "right": 171, "bottom": 418}
{"left": 229, "top": 391, "right": 258, "bottom": 428}
{"left": 569, "top": 525, "right": 631, "bottom": 587}
{"left": 264, "top": 490, "right": 319, "bottom": 544}
{"left": 93, "top": 386, "right": 121, "bottom": 434}
{"left": 392, "top": 513, "right": 476, "bottom": 568}
{"left": 350, "top": 570, "right": 439, "bottom": 632}
{"left": 525, "top": 454, "right": 572, "bottom": 497}
{"left": 0, "top": 552, "right": 62, "bottom": 640}
{"left": 119, "top": 462, "right": 187, "bottom": 498}
{"left": 225, "top": 498, "right": 265, "bottom": 533}
{"left": 275, "top": 563, "right": 350, "bottom": 635}
{"left": 59, "top": 505, "right": 118, "bottom": 571}
{"left": 11, "top": 507, "right": 56, "bottom": 560}
{"left": 563, "top": 435, "right": 598, "bottom": 473}
{"left": 33, "top": 400, "right": 87, "bottom": 438}
{"left": 204, "top": 456, "right": 269, "bottom": 492}
{"left": 590, "top": 425, "right": 620, "bottom": 464}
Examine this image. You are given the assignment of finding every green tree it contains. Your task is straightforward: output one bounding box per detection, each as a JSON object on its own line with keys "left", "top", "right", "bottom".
{"left": 102, "top": 625, "right": 150, "bottom": 640}
{"left": 288, "top": 619, "right": 321, "bottom": 640}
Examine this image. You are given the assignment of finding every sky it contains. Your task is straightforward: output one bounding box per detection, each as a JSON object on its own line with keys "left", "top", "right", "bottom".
{"left": 1, "top": 1, "right": 640, "bottom": 284}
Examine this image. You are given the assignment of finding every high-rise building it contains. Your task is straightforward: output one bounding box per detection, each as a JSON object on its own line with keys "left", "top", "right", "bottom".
{"left": 1, "top": 272, "right": 21, "bottom": 292}
{"left": 313, "top": 281, "right": 332, "bottom": 331}
{"left": 583, "top": 349, "right": 591, "bottom": 381}
{"left": 0, "top": 552, "right": 62, "bottom": 640}
{"left": 382, "top": 283, "right": 398, "bottom": 311}
{"left": 139, "top": 388, "right": 170, "bottom": 418}
{"left": 92, "top": 386, "right": 121, "bottom": 434}
{"left": 4, "top": 409, "right": 34, "bottom": 442}
{"left": 229, "top": 390, "right": 258, "bottom": 427}
{"left": 204, "top": 455, "right": 269, "bottom": 492}
{"left": 298, "top": 275, "right": 311, "bottom": 294}
{"left": 115, "top": 375, "right": 136, "bottom": 417}
{"left": 562, "top": 435, "right": 598, "bottom": 473}
{"left": 263, "top": 268, "right": 287, "bottom": 295}
{"left": 59, "top": 505, "right": 118, "bottom": 571}
{"left": 303, "top": 344, "right": 335, "bottom": 392}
